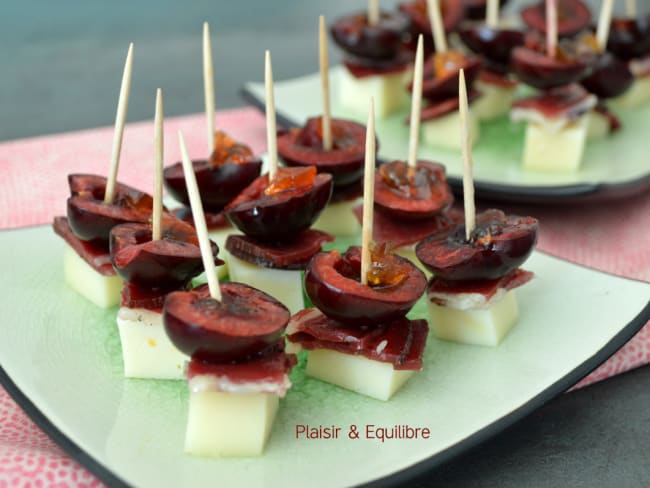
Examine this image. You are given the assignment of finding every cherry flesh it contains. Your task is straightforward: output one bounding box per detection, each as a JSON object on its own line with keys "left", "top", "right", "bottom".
{"left": 416, "top": 209, "right": 538, "bottom": 281}
{"left": 521, "top": 0, "right": 591, "bottom": 38}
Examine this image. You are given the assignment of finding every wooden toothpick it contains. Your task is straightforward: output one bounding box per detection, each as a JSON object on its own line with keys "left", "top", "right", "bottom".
{"left": 458, "top": 69, "right": 475, "bottom": 241}
{"left": 407, "top": 35, "right": 424, "bottom": 169}
{"left": 178, "top": 131, "right": 221, "bottom": 301}
{"left": 426, "top": 0, "right": 447, "bottom": 54}
{"left": 360, "top": 98, "right": 376, "bottom": 287}
{"left": 265, "top": 50, "right": 279, "bottom": 181}
{"left": 152, "top": 89, "right": 164, "bottom": 241}
{"left": 596, "top": 0, "right": 614, "bottom": 51}
{"left": 368, "top": 0, "right": 380, "bottom": 26}
{"left": 546, "top": 0, "right": 558, "bottom": 58}
{"left": 319, "top": 15, "right": 333, "bottom": 151}
{"left": 203, "top": 22, "right": 216, "bottom": 155}
{"left": 104, "top": 42, "right": 134, "bottom": 204}
{"left": 626, "top": 0, "right": 637, "bottom": 18}
{"left": 486, "top": 0, "right": 500, "bottom": 28}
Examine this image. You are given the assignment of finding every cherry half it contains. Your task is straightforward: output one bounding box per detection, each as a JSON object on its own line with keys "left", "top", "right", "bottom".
{"left": 398, "top": 0, "right": 464, "bottom": 49}
{"left": 277, "top": 117, "right": 370, "bottom": 187}
{"left": 521, "top": 0, "right": 591, "bottom": 38}
{"left": 607, "top": 15, "right": 650, "bottom": 61}
{"left": 164, "top": 282, "right": 290, "bottom": 363}
{"left": 163, "top": 131, "right": 262, "bottom": 213}
{"left": 511, "top": 46, "right": 590, "bottom": 90}
{"left": 374, "top": 160, "right": 453, "bottom": 220}
{"left": 330, "top": 10, "right": 410, "bottom": 59}
{"left": 416, "top": 52, "right": 482, "bottom": 101}
{"left": 67, "top": 174, "right": 153, "bottom": 244}
{"left": 458, "top": 26, "right": 525, "bottom": 70}
{"left": 224, "top": 168, "right": 333, "bottom": 242}
{"left": 416, "top": 209, "right": 538, "bottom": 281}
{"left": 581, "top": 51, "right": 634, "bottom": 99}
{"left": 110, "top": 218, "right": 222, "bottom": 289}
{"left": 305, "top": 246, "right": 427, "bottom": 327}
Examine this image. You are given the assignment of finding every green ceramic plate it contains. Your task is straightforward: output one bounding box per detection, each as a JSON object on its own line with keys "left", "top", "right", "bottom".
{"left": 242, "top": 66, "right": 650, "bottom": 203}
{"left": 0, "top": 225, "right": 649, "bottom": 487}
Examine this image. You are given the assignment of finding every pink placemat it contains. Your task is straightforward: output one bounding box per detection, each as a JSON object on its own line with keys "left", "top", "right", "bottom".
{"left": 0, "top": 106, "right": 648, "bottom": 486}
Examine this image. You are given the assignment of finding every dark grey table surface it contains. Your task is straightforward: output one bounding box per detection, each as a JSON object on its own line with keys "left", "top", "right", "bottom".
{"left": 2, "top": 0, "right": 649, "bottom": 486}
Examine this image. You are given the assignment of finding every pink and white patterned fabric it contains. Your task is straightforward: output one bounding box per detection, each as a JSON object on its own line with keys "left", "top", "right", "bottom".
{"left": 0, "top": 107, "right": 648, "bottom": 485}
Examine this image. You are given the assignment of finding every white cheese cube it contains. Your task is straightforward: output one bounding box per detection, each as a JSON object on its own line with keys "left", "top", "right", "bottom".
{"left": 522, "top": 116, "right": 588, "bottom": 172}
{"left": 611, "top": 76, "right": 650, "bottom": 109}
{"left": 305, "top": 348, "right": 415, "bottom": 401}
{"left": 427, "top": 289, "right": 519, "bottom": 346}
{"left": 63, "top": 244, "right": 122, "bottom": 308}
{"left": 116, "top": 307, "right": 188, "bottom": 380}
{"left": 586, "top": 110, "right": 611, "bottom": 140}
{"left": 185, "top": 391, "right": 279, "bottom": 457}
{"left": 313, "top": 198, "right": 361, "bottom": 237}
{"left": 421, "top": 109, "right": 480, "bottom": 150}
{"left": 225, "top": 252, "right": 304, "bottom": 314}
{"left": 339, "top": 67, "right": 409, "bottom": 117}
{"left": 473, "top": 80, "right": 516, "bottom": 120}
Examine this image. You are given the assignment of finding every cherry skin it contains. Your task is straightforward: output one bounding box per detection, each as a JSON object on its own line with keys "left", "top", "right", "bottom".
{"left": 458, "top": 26, "right": 525, "bottom": 69}
{"left": 607, "top": 15, "right": 650, "bottom": 61}
{"left": 304, "top": 246, "right": 427, "bottom": 327}
{"left": 110, "top": 218, "right": 222, "bottom": 289}
{"left": 163, "top": 282, "right": 290, "bottom": 363}
{"left": 224, "top": 170, "right": 333, "bottom": 243}
{"left": 66, "top": 174, "right": 153, "bottom": 244}
{"left": 581, "top": 51, "right": 634, "bottom": 99}
{"left": 511, "top": 46, "right": 590, "bottom": 90}
{"left": 416, "top": 209, "right": 538, "bottom": 281}
{"left": 330, "top": 11, "right": 410, "bottom": 59}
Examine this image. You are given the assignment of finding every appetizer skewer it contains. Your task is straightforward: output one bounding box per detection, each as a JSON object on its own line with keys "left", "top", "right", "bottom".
{"left": 110, "top": 90, "right": 222, "bottom": 380}
{"left": 162, "top": 131, "right": 295, "bottom": 457}
{"left": 223, "top": 51, "right": 334, "bottom": 314}
{"left": 287, "top": 98, "right": 429, "bottom": 401}
{"left": 52, "top": 43, "right": 151, "bottom": 308}
{"left": 416, "top": 70, "right": 538, "bottom": 346}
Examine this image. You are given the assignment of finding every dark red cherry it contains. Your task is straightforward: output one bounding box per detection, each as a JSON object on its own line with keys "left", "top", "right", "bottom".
{"left": 66, "top": 174, "right": 153, "bottom": 244}
{"left": 458, "top": 26, "right": 525, "bottom": 67}
{"left": 164, "top": 283, "right": 290, "bottom": 363}
{"left": 374, "top": 160, "right": 453, "bottom": 220}
{"left": 224, "top": 169, "right": 333, "bottom": 242}
{"left": 415, "top": 53, "right": 482, "bottom": 101}
{"left": 581, "top": 51, "right": 634, "bottom": 99}
{"left": 277, "top": 117, "right": 370, "bottom": 188}
{"left": 304, "top": 246, "right": 427, "bottom": 327}
{"left": 399, "top": 0, "right": 465, "bottom": 43}
{"left": 511, "top": 46, "right": 590, "bottom": 89}
{"left": 330, "top": 11, "right": 410, "bottom": 59}
{"left": 607, "top": 15, "right": 650, "bottom": 61}
{"left": 464, "top": 0, "right": 511, "bottom": 20}
{"left": 521, "top": 0, "right": 591, "bottom": 38}
{"left": 415, "top": 209, "right": 538, "bottom": 281}
{"left": 163, "top": 131, "right": 262, "bottom": 213}
{"left": 110, "top": 219, "right": 222, "bottom": 288}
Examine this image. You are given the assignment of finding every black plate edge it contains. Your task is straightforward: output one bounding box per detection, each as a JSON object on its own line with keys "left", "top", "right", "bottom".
{"left": 0, "top": 225, "right": 648, "bottom": 488}
{"left": 359, "top": 299, "right": 650, "bottom": 488}
{"left": 239, "top": 85, "right": 650, "bottom": 205}
{"left": 0, "top": 365, "right": 131, "bottom": 488}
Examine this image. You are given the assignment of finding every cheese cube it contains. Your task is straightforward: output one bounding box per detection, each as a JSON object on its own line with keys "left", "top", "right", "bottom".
{"left": 421, "top": 109, "right": 480, "bottom": 150}
{"left": 313, "top": 199, "right": 361, "bottom": 237}
{"left": 225, "top": 253, "right": 304, "bottom": 314}
{"left": 185, "top": 391, "right": 279, "bottom": 457}
{"left": 305, "top": 348, "right": 415, "bottom": 401}
{"left": 586, "top": 110, "right": 612, "bottom": 140}
{"left": 611, "top": 76, "right": 650, "bottom": 109}
{"left": 522, "top": 116, "right": 588, "bottom": 172}
{"left": 339, "top": 67, "right": 409, "bottom": 117}
{"left": 63, "top": 244, "right": 122, "bottom": 308}
{"left": 427, "top": 289, "right": 518, "bottom": 346}
{"left": 116, "top": 307, "right": 188, "bottom": 380}
{"left": 473, "top": 80, "right": 516, "bottom": 121}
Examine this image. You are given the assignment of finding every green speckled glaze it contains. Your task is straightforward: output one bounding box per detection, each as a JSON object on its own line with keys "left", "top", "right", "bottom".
{"left": 1, "top": 226, "right": 648, "bottom": 488}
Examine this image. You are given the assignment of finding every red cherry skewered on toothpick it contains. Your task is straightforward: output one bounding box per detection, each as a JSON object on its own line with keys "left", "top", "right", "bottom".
{"left": 416, "top": 69, "right": 538, "bottom": 347}
{"left": 398, "top": 0, "right": 464, "bottom": 55}
{"left": 287, "top": 97, "right": 429, "bottom": 401}
{"left": 163, "top": 23, "right": 262, "bottom": 218}
{"left": 521, "top": 0, "right": 591, "bottom": 39}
